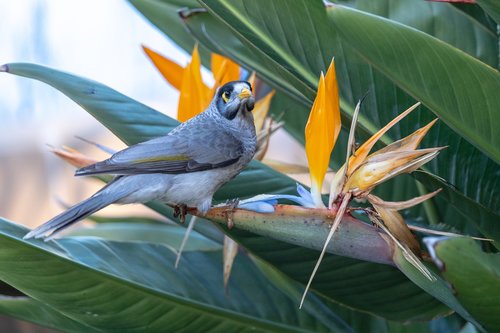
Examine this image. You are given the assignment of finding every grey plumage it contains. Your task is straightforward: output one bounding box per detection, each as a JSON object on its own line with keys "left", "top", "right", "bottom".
{"left": 25, "top": 81, "right": 257, "bottom": 240}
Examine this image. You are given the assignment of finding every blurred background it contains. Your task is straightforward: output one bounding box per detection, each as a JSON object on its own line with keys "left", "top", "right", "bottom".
{"left": 0, "top": 0, "right": 307, "bottom": 231}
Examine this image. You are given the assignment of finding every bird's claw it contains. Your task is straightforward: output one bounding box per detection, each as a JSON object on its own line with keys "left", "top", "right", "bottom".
{"left": 224, "top": 198, "right": 239, "bottom": 230}
{"left": 173, "top": 204, "right": 188, "bottom": 224}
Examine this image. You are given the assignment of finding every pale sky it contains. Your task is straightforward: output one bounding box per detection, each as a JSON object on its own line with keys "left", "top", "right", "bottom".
{"left": 0, "top": 0, "right": 193, "bottom": 151}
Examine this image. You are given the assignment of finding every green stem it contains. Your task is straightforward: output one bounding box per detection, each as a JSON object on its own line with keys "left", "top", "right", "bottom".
{"left": 191, "top": 204, "right": 395, "bottom": 266}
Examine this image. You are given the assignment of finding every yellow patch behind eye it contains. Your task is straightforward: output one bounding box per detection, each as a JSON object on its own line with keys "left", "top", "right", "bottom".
{"left": 222, "top": 91, "right": 229, "bottom": 103}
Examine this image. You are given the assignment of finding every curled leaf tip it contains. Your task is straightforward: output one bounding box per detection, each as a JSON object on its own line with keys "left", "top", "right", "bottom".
{"left": 0, "top": 64, "right": 8, "bottom": 72}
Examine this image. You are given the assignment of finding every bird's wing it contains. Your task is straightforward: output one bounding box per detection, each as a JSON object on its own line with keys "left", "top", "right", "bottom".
{"left": 75, "top": 128, "right": 243, "bottom": 176}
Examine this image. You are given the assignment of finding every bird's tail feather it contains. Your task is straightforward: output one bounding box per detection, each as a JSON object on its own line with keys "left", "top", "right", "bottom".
{"left": 24, "top": 179, "right": 129, "bottom": 240}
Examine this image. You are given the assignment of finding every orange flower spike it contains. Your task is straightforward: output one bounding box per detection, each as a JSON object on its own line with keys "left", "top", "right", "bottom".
{"left": 347, "top": 102, "right": 421, "bottom": 176}
{"left": 177, "top": 45, "right": 211, "bottom": 122}
{"left": 211, "top": 53, "right": 240, "bottom": 88}
{"left": 305, "top": 61, "right": 341, "bottom": 207}
{"left": 142, "top": 45, "right": 184, "bottom": 91}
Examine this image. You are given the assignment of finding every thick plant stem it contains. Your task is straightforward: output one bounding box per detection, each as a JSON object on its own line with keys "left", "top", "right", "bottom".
{"left": 189, "top": 204, "right": 394, "bottom": 266}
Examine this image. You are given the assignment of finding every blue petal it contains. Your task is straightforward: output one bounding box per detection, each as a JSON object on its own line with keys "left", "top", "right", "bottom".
{"left": 296, "top": 184, "right": 316, "bottom": 208}
{"left": 238, "top": 201, "right": 276, "bottom": 213}
{"left": 234, "top": 184, "right": 322, "bottom": 213}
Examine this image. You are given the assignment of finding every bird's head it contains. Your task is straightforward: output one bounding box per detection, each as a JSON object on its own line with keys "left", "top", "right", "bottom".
{"left": 214, "top": 81, "right": 255, "bottom": 121}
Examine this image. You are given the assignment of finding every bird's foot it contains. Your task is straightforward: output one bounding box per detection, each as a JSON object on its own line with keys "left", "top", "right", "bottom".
{"left": 173, "top": 204, "right": 188, "bottom": 224}
{"left": 224, "top": 198, "right": 239, "bottom": 230}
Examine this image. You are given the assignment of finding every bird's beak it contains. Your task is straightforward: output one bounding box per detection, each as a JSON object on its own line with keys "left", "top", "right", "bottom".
{"left": 238, "top": 88, "right": 252, "bottom": 100}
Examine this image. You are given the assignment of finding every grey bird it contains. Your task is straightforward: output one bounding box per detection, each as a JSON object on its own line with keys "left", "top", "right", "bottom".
{"left": 24, "top": 81, "right": 256, "bottom": 240}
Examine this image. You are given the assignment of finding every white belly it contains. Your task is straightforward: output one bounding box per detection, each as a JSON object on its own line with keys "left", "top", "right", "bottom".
{"left": 115, "top": 168, "right": 233, "bottom": 212}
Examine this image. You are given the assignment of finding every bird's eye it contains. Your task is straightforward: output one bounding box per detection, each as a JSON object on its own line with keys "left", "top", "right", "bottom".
{"left": 222, "top": 91, "right": 230, "bottom": 103}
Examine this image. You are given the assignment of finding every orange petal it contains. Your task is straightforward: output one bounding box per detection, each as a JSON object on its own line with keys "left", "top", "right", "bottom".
{"left": 253, "top": 90, "right": 275, "bottom": 133}
{"left": 247, "top": 72, "right": 256, "bottom": 88}
{"left": 305, "top": 61, "right": 341, "bottom": 207}
{"left": 178, "top": 45, "right": 212, "bottom": 122}
{"left": 211, "top": 53, "right": 240, "bottom": 88}
{"left": 142, "top": 45, "right": 184, "bottom": 91}
{"left": 348, "top": 102, "right": 421, "bottom": 176}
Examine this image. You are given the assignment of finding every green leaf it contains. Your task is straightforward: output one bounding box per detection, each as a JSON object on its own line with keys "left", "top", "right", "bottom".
{"left": 431, "top": 237, "right": 500, "bottom": 332}
{"left": 393, "top": 247, "right": 481, "bottom": 330}
{"left": 476, "top": 0, "right": 500, "bottom": 24}
{"left": 327, "top": 4, "right": 500, "bottom": 163}
{"left": 0, "top": 297, "right": 100, "bottom": 333}
{"left": 353, "top": 0, "right": 498, "bottom": 68}
{"left": 0, "top": 218, "right": 350, "bottom": 333}
{"left": 66, "top": 223, "right": 222, "bottom": 251}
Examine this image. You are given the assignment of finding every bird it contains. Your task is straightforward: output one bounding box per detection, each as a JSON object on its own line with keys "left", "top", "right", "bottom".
{"left": 24, "top": 81, "right": 257, "bottom": 240}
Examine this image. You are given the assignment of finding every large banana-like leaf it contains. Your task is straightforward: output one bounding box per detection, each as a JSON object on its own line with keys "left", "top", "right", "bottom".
{"left": 175, "top": 0, "right": 499, "bottom": 243}
{"left": 0, "top": 63, "right": 453, "bottom": 321}
{"left": 67, "top": 222, "right": 222, "bottom": 251}
{"left": 0, "top": 218, "right": 350, "bottom": 333}
{"left": 353, "top": 1, "right": 498, "bottom": 68}
{"left": 428, "top": 237, "right": 500, "bottom": 332}
{"left": 327, "top": 4, "right": 500, "bottom": 163}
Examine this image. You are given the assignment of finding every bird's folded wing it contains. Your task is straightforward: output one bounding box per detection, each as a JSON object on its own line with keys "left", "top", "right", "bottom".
{"left": 75, "top": 130, "right": 243, "bottom": 176}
